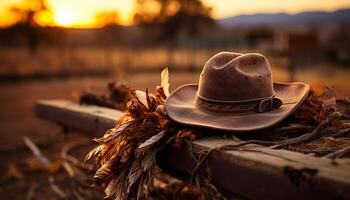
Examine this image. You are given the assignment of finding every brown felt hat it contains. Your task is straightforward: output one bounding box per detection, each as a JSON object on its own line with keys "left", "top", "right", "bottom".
{"left": 165, "top": 52, "right": 309, "bottom": 131}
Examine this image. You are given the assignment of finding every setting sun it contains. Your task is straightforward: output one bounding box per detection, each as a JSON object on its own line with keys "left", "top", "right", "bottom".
{"left": 54, "top": 10, "right": 75, "bottom": 27}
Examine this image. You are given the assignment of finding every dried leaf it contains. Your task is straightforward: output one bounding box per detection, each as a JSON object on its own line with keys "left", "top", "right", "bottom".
{"left": 156, "top": 86, "right": 167, "bottom": 100}
{"left": 120, "top": 147, "right": 132, "bottom": 163}
{"left": 85, "top": 145, "right": 103, "bottom": 161}
{"left": 141, "top": 150, "right": 157, "bottom": 171}
{"left": 291, "top": 88, "right": 329, "bottom": 125}
{"left": 146, "top": 89, "right": 153, "bottom": 110}
{"left": 102, "top": 127, "right": 117, "bottom": 139}
{"left": 96, "top": 120, "right": 134, "bottom": 144}
{"left": 135, "top": 90, "right": 149, "bottom": 109}
{"left": 159, "top": 118, "right": 170, "bottom": 128}
{"left": 176, "top": 129, "right": 197, "bottom": 141}
{"left": 105, "top": 179, "right": 118, "bottom": 197}
{"left": 127, "top": 160, "right": 142, "bottom": 192}
{"left": 93, "top": 161, "right": 113, "bottom": 186}
{"left": 138, "top": 130, "right": 167, "bottom": 149}
{"left": 116, "top": 120, "right": 134, "bottom": 132}
{"left": 161, "top": 68, "right": 170, "bottom": 97}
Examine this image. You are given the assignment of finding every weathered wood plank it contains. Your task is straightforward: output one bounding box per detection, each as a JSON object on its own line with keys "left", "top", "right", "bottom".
{"left": 36, "top": 100, "right": 350, "bottom": 200}
{"left": 36, "top": 99, "right": 123, "bottom": 135}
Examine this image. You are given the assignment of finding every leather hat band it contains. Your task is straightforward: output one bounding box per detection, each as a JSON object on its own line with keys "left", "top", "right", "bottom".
{"left": 195, "top": 94, "right": 282, "bottom": 115}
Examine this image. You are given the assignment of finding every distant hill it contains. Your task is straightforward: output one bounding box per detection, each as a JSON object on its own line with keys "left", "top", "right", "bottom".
{"left": 218, "top": 8, "right": 350, "bottom": 27}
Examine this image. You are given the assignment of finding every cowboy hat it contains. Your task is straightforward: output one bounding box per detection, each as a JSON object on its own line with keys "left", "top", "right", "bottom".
{"left": 165, "top": 52, "right": 309, "bottom": 132}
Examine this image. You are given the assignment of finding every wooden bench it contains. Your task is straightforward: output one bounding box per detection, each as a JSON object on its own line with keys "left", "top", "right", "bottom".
{"left": 36, "top": 99, "right": 350, "bottom": 200}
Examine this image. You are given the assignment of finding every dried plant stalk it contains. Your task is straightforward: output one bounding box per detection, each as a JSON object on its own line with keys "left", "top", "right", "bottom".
{"left": 86, "top": 68, "right": 199, "bottom": 200}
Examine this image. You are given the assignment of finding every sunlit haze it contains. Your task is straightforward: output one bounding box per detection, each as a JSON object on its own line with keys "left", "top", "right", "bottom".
{"left": 0, "top": 0, "right": 349, "bottom": 28}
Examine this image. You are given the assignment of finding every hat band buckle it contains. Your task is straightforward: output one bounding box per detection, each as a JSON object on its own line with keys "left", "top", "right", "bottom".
{"left": 195, "top": 94, "right": 282, "bottom": 115}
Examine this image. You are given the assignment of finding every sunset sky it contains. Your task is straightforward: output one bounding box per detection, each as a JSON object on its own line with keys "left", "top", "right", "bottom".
{"left": 0, "top": 0, "right": 350, "bottom": 28}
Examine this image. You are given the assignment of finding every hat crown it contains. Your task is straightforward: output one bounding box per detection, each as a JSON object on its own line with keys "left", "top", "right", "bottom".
{"left": 198, "top": 52, "right": 274, "bottom": 102}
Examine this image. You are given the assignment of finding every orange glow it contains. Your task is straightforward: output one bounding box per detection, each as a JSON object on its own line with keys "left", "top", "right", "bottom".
{"left": 0, "top": 0, "right": 349, "bottom": 28}
{"left": 34, "top": 10, "right": 54, "bottom": 26}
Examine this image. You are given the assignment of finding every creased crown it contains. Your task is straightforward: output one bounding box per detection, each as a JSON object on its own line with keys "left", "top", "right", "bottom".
{"left": 197, "top": 52, "right": 274, "bottom": 102}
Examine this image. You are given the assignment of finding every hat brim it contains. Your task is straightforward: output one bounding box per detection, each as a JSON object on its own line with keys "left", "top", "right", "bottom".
{"left": 165, "top": 82, "right": 309, "bottom": 132}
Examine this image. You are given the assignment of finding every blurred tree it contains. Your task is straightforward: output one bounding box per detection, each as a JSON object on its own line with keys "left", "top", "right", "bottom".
{"left": 8, "top": 0, "right": 52, "bottom": 50}
{"left": 10, "top": 0, "right": 50, "bottom": 27}
{"left": 133, "top": 0, "right": 213, "bottom": 68}
{"left": 95, "top": 11, "right": 121, "bottom": 27}
{"left": 133, "top": 0, "right": 214, "bottom": 42}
